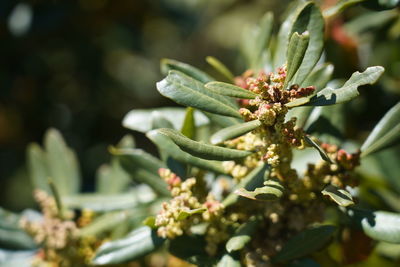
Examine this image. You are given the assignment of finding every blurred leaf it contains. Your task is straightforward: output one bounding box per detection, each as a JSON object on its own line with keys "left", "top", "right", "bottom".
{"left": 348, "top": 209, "right": 400, "bottom": 243}
{"left": 26, "top": 143, "right": 51, "bottom": 193}
{"left": 205, "top": 81, "right": 258, "bottom": 99}
{"left": 44, "top": 128, "right": 81, "bottom": 196}
{"left": 161, "top": 58, "right": 214, "bottom": 83}
{"left": 361, "top": 102, "right": 400, "bottom": 157}
{"left": 222, "top": 164, "right": 268, "bottom": 207}
{"left": 306, "top": 66, "right": 385, "bottom": 106}
{"left": 146, "top": 130, "right": 227, "bottom": 174}
{"left": 156, "top": 128, "right": 252, "bottom": 161}
{"left": 235, "top": 178, "right": 284, "bottom": 201}
{"left": 217, "top": 254, "right": 241, "bottom": 267}
{"left": 202, "top": 112, "right": 241, "bottom": 128}
{"left": 273, "top": 225, "right": 336, "bottom": 263}
{"left": 288, "top": 258, "right": 321, "bottom": 267}
{"left": 79, "top": 211, "right": 133, "bottom": 237}
{"left": 169, "top": 235, "right": 214, "bottom": 266}
{"left": 151, "top": 111, "right": 174, "bottom": 129}
{"left": 157, "top": 71, "right": 241, "bottom": 118}
{"left": 323, "top": 0, "right": 366, "bottom": 18}
{"left": 92, "top": 226, "right": 164, "bottom": 265}
{"left": 290, "top": 2, "right": 325, "bottom": 86}
{"left": 96, "top": 161, "right": 131, "bottom": 195}
{"left": 177, "top": 208, "right": 207, "bottom": 220}
{"left": 210, "top": 120, "right": 262, "bottom": 145}
{"left": 226, "top": 217, "right": 259, "bottom": 252}
{"left": 322, "top": 185, "right": 355, "bottom": 207}
{"left": 206, "top": 56, "right": 235, "bottom": 82}
{"left": 62, "top": 193, "right": 140, "bottom": 211}
{"left": 0, "top": 249, "right": 36, "bottom": 267}
{"left": 304, "top": 135, "right": 334, "bottom": 163}
{"left": 122, "top": 107, "right": 209, "bottom": 133}
{"left": 362, "top": 0, "right": 400, "bottom": 10}
{"left": 285, "top": 31, "right": 310, "bottom": 88}
{"left": 117, "top": 134, "right": 136, "bottom": 149}
{"left": 303, "top": 63, "right": 335, "bottom": 91}
{"left": 181, "top": 107, "right": 195, "bottom": 139}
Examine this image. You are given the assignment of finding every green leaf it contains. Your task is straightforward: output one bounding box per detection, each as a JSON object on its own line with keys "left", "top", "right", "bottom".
{"left": 146, "top": 130, "right": 228, "bottom": 174}
{"left": 156, "top": 128, "right": 252, "bottom": 161}
{"left": 242, "top": 12, "right": 274, "bottom": 70}
{"left": 177, "top": 208, "right": 207, "bottom": 220}
{"left": 206, "top": 56, "right": 235, "bottom": 82}
{"left": 160, "top": 58, "right": 213, "bottom": 83}
{"left": 123, "top": 107, "right": 209, "bottom": 133}
{"left": 361, "top": 102, "right": 400, "bottom": 157}
{"left": 169, "top": 235, "right": 214, "bottom": 266}
{"left": 79, "top": 211, "right": 133, "bottom": 237}
{"left": 44, "top": 128, "right": 81, "bottom": 196}
{"left": 210, "top": 120, "right": 262, "bottom": 145}
{"left": 290, "top": 2, "right": 325, "bottom": 86}
{"left": 203, "top": 112, "right": 241, "bottom": 128}
{"left": 302, "top": 63, "right": 335, "bottom": 91}
{"left": 306, "top": 66, "right": 384, "bottom": 106}
{"left": 181, "top": 107, "right": 195, "bottom": 139}
{"left": 205, "top": 81, "right": 258, "bottom": 99}
{"left": 235, "top": 178, "right": 284, "bottom": 201}
{"left": 285, "top": 31, "right": 310, "bottom": 88}
{"left": 26, "top": 143, "right": 51, "bottom": 193}
{"left": 92, "top": 226, "right": 164, "bottom": 265}
{"left": 322, "top": 185, "right": 354, "bottom": 207}
{"left": 323, "top": 0, "right": 366, "bottom": 18}
{"left": 348, "top": 209, "right": 400, "bottom": 243}
{"left": 273, "top": 225, "right": 336, "bottom": 263}
{"left": 226, "top": 217, "right": 259, "bottom": 252}
{"left": 96, "top": 161, "right": 131, "bottom": 195}
{"left": 151, "top": 111, "right": 174, "bottom": 129}
{"left": 362, "top": 0, "right": 400, "bottom": 11}
{"left": 217, "top": 254, "right": 241, "bottom": 267}
{"left": 222, "top": 164, "right": 268, "bottom": 207}
{"left": 157, "top": 71, "right": 241, "bottom": 118}
{"left": 304, "top": 135, "right": 334, "bottom": 163}
{"left": 62, "top": 193, "right": 140, "bottom": 211}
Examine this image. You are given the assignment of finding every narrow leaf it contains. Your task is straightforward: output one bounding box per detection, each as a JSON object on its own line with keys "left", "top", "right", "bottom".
{"left": 285, "top": 31, "right": 310, "bottom": 88}
{"left": 205, "top": 81, "right": 258, "bottom": 99}
{"left": 203, "top": 111, "right": 241, "bottom": 128}
{"left": 323, "top": 0, "right": 366, "bottom": 18}
{"left": 181, "top": 107, "right": 195, "bottom": 139}
{"left": 307, "top": 66, "right": 384, "bottom": 106}
{"left": 26, "top": 143, "right": 51, "bottom": 193}
{"left": 92, "top": 226, "right": 164, "bottom": 265}
{"left": 235, "top": 178, "right": 284, "bottom": 201}
{"left": 79, "top": 211, "right": 133, "bottom": 237}
{"left": 361, "top": 102, "right": 400, "bottom": 157}
{"left": 62, "top": 193, "right": 139, "bottom": 211}
{"left": 160, "top": 58, "right": 213, "bottom": 83}
{"left": 151, "top": 111, "right": 174, "bottom": 129}
{"left": 157, "top": 71, "right": 241, "bottom": 118}
{"left": 96, "top": 161, "right": 131, "bottom": 195}
{"left": 210, "top": 120, "right": 262, "bottom": 145}
{"left": 322, "top": 185, "right": 354, "bottom": 207}
{"left": 177, "top": 208, "right": 207, "bottom": 220}
{"left": 206, "top": 56, "right": 235, "bottom": 82}
{"left": 273, "top": 225, "right": 336, "bottom": 263}
{"left": 156, "top": 128, "right": 252, "bottom": 161}
{"left": 226, "top": 217, "right": 259, "bottom": 252}
{"left": 304, "top": 135, "right": 334, "bottom": 163}
{"left": 146, "top": 130, "right": 228, "bottom": 174}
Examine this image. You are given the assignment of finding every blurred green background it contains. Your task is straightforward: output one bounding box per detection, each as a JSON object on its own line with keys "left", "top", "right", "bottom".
{"left": 0, "top": 0, "right": 399, "bottom": 210}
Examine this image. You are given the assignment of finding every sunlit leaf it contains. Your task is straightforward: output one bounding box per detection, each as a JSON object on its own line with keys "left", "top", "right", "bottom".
{"left": 157, "top": 71, "right": 241, "bottom": 118}
{"left": 322, "top": 185, "right": 355, "bottom": 207}
{"left": 79, "top": 211, "right": 133, "bottom": 237}
{"left": 285, "top": 31, "right": 310, "bottom": 88}
{"left": 361, "top": 102, "right": 400, "bottom": 157}
{"left": 62, "top": 193, "right": 140, "bottom": 211}
{"left": 210, "top": 120, "right": 262, "bottom": 145}
{"left": 273, "top": 225, "right": 336, "bottom": 263}
{"left": 217, "top": 254, "right": 241, "bottom": 267}
{"left": 92, "top": 226, "right": 164, "bottom": 265}
{"left": 177, "top": 208, "right": 207, "bottom": 220}
{"left": 156, "top": 128, "right": 253, "bottom": 161}
{"left": 323, "top": 0, "right": 367, "bottom": 18}
{"left": 205, "top": 81, "right": 258, "bottom": 99}
{"left": 206, "top": 56, "right": 235, "bottom": 82}
{"left": 181, "top": 107, "right": 195, "bottom": 139}
{"left": 304, "top": 135, "right": 334, "bottom": 163}
{"left": 161, "top": 58, "right": 213, "bottom": 83}
{"left": 235, "top": 178, "right": 284, "bottom": 201}
{"left": 226, "top": 217, "right": 259, "bottom": 252}
{"left": 26, "top": 143, "right": 51, "bottom": 194}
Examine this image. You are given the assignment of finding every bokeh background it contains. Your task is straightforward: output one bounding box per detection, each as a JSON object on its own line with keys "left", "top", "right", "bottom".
{"left": 1, "top": 0, "right": 399, "bottom": 210}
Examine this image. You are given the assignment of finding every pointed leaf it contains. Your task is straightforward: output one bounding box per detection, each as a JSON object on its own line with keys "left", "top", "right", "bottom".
{"left": 205, "top": 81, "right": 258, "bottom": 99}
{"left": 322, "top": 185, "right": 354, "bottom": 207}
{"left": 26, "top": 143, "right": 51, "bottom": 193}
{"left": 304, "top": 135, "right": 334, "bottom": 163}
{"left": 226, "top": 217, "right": 259, "bottom": 252}
{"left": 206, "top": 56, "right": 235, "bottom": 82}
{"left": 92, "top": 226, "right": 164, "bottom": 265}
{"left": 306, "top": 66, "right": 384, "bottom": 106}
{"left": 123, "top": 107, "right": 209, "bottom": 133}
{"left": 161, "top": 58, "right": 213, "bottom": 83}
{"left": 177, "top": 208, "right": 207, "bottom": 220}
{"left": 156, "top": 128, "right": 252, "bottom": 161}
{"left": 79, "top": 211, "right": 133, "bottom": 237}
{"left": 181, "top": 107, "right": 195, "bottom": 139}
{"left": 285, "top": 31, "right": 310, "bottom": 88}
{"left": 273, "top": 225, "right": 336, "bottom": 263}
{"left": 157, "top": 71, "right": 241, "bottom": 118}
{"left": 235, "top": 178, "right": 284, "bottom": 201}
{"left": 361, "top": 102, "right": 400, "bottom": 157}
{"left": 146, "top": 130, "right": 227, "bottom": 174}
{"left": 290, "top": 2, "right": 325, "bottom": 86}
{"left": 62, "top": 193, "right": 140, "bottom": 211}
{"left": 348, "top": 209, "right": 400, "bottom": 243}
{"left": 96, "top": 162, "right": 131, "bottom": 195}
{"left": 210, "top": 120, "right": 262, "bottom": 145}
